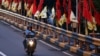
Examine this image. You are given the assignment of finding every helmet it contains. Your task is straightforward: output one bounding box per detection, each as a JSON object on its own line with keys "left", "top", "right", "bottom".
{"left": 27, "top": 25, "right": 32, "bottom": 30}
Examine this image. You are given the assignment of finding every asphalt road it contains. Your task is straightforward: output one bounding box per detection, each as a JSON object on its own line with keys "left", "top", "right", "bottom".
{"left": 0, "top": 20, "right": 71, "bottom": 56}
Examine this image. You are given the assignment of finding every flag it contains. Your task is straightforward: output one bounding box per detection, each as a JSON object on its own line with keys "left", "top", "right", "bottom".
{"left": 8, "top": 0, "right": 12, "bottom": 10}
{"left": 18, "top": 0, "right": 21, "bottom": 11}
{"left": 0, "top": 0, "right": 2, "bottom": 5}
{"left": 83, "top": 0, "right": 93, "bottom": 22}
{"left": 1, "top": 0, "right": 5, "bottom": 6}
{"left": 11, "top": 0, "right": 18, "bottom": 12}
{"left": 26, "top": 0, "right": 33, "bottom": 17}
{"left": 87, "top": 0, "right": 97, "bottom": 31}
{"left": 40, "top": 6, "right": 47, "bottom": 18}
{"left": 48, "top": 7, "right": 55, "bottom": 25}
{"left": 87, "top": 17, "right": 97, "bottom": 31}
{"left": 32, "top": 0, "right": 37, "bottom": 15}
{"left": 78, "top": 0, "right": 82, "bottom": 24}
{"left": 82, "top": 0, "right": 97, "bottom": 35}
{"left": 24, "top": 0, "right": 27, "bottom": 10}
{"left": 89, "top": 0, "right": 100, "bottom": 26}
{"left": 70, "top": 11, "right": 77, "bottom": 23}
{"left": 26, "top": 2, "right": 33, "bottom": 17}
{"left": 27, "top": 0, "right": 33, "bottom": 10}
{"left": 37, "top": 0, "right": 44, "bottom": 12}
{"left": 83, "top": 0, "right": 91, "bottom": 34}
{"left": 55, "top": 0, "right": 61, "bottom": 21}
{"left": 58, "top": 14, "right": 66, "bottom": 26}
{"left": 67, "top": 0, "right": 71, "bottom": 24}
{"left": 34, "top": 0, "right": 44, "bottom": 18}
{"left": 58, "top": 0, "right": 67, "bottom": 26}
{"left": 4, "top": 0, "right": 9, "bottom": 8}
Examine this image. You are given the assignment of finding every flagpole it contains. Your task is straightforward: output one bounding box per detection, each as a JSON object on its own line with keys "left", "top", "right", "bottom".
{"left": 76, "top": 0, "right": 78, "bottom": 33}
{"left": 78, "top": 1, "right": 81, "bottom": 34}
{"left": 73, "top": 0, "right": 78, "bottom": 47}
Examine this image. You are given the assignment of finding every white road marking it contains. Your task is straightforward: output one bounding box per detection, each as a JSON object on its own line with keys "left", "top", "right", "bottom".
{"left": 0, "top": 51, "right": 7, "bottom": 56}
{"left": 63, "top": 51, "right": 74, "bottom": 56}
{"left": 1, "top": 21, "right": 10, "bottom": 25}
{"left": 39, "top": 40, "right": 74, "bottom": 56}
{"left": 10, "top": 25, "right": 22, "bottom": 31}
{"left": 1, "top": 20, "right": 22, "bottom": 31}
{"left": 39, "top": 40, "right": 60, "bottom": 50}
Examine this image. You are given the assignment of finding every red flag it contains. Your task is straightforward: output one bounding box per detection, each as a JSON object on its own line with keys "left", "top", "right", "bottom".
{"left": 37, "top": 0, "right": 44, "bottom": 12}
{"left": 13, "top": 0, "right": 19, "bottom": 7}
{"left": 67, "top": 0, "right": 71, "bottom": 24}
{"left": 24, "top": 0, "right": 27, "bottom": 2}
{"left": 8, "top": 0, "right": 12, "bottom": 4}
{"left": 56, "top": 0, "right": 61, "bottom": 21}
{"left": 63, "top": 0, "right": 67, "bottom": 12}
{"left": 83, "top": 0, "right": 93, "bottom": 22}
{"left": 90, "top": 0, "right": 95, "bottom": 10}
{"left": 14, "top": 0, "right": 18, "bottom": 3}
{"left": 89, "top": 0, "right": 100, "bottom": 26}
{"left": 8, "top": 0, "right": 12, "bottom": 9}
{"left": 63, "top": 0, "right": 67, "bottom": 20}
{"left": 0, "top": 0, "right": 1, "bottom": 5}
{"left": 17, "top": 0, "right": 20, "bottom": 3}
{"left": 17, "top": 0, "right": 21, "bottom": 10}
{"left": 78, "top": 0, "right": 82, "bottom": 24}
{"left": 32, "top": 0, "right": 37, "bottom": 15}
{"left": 27, "top": 0, "right": 33, "bottom": 9}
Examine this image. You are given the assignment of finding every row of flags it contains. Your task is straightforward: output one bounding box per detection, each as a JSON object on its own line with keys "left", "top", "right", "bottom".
{"left": 78, "top": 0, "right": 100, "bottom": 35}
{"left": 0, "top": 0, "right": 75, "bottom": 26}
{"left": 0, "top": 0, "right": 100, "bottom": 34}
{"left": 1, "top": 0, "right": 21, "bottom": 12}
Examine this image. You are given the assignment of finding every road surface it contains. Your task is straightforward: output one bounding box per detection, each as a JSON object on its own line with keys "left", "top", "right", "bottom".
{"left": 0, "top": 20, "right": 74, "bottom": 56}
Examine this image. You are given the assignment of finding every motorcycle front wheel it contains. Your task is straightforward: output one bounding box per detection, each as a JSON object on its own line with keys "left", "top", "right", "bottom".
{"left": 27, "top": 52, "right": 33, "bottom": 56}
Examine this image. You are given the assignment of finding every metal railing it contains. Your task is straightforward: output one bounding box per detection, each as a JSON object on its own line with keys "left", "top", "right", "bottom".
{"left": 0, "top": 9, "right": 100, "bottom": 56}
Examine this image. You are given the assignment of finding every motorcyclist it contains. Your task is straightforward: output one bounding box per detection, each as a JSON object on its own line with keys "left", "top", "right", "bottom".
{"left": 23, "top": 25, "right": 36, "bottom": 51}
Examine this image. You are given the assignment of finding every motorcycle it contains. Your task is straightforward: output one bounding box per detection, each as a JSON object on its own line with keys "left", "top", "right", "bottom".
{"left": 26, "top": 38, "right": 37, "bottom": 56}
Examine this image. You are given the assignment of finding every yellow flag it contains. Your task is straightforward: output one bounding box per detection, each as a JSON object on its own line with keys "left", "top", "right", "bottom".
{"left": 51, "top": 7, "right": 55, "bottom": 19}
{"left": 11, "top": 2, "right": 18, "bottom": 12}
{"left": 24, "top": 2, "right": 28, "bottom": 10}
{"left": 34, "top": 11, "right": 40, "bottom": 19}
{"left": 18, "top": 1, "right": 21, "bottom": 11}
{"left": 58, "top": 14, "right": 66, "bottom": 26}
{"left": 40, "top": 6, "right": 47, "bottom": 18}
{"left": 4, "top": 0, "right": 9, "bottom": 8}
{"left": 26, "top": 4, "right": 33, "bottom": 17}
{"left": 2, "top": 0, "right": 5, "bottom": 6}
{"left": 87, "top": 16, "right": 97, "bottom": 31}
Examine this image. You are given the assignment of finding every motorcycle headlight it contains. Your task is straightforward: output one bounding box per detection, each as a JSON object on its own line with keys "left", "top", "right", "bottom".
{"left": 29, "top": 40, "right": 34, "bottom": 46}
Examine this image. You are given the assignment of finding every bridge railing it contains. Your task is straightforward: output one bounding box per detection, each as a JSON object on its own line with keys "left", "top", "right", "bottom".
{"left": 0, "top": 9, "right": 100, "bottom": 56}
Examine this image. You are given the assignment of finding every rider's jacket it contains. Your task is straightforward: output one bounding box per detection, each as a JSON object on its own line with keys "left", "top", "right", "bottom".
{"left": 24, "top": 29, "right": 35, "bottom": 38}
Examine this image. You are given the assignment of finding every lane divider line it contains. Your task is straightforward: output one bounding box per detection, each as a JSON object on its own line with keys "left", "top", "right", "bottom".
{"left": 0, "top": 51, "right": 7, "bottom": 56}
{"left": 10, "top": 25, "right": 22, "bottom": 32}
{"left": 39, "top": 40, "right": 60, "bottom": 50}
{"left": 1, "top": 20, "right": 22, "bottom": 32}
{"left": 39, "top": 40, "right": 74, "bottom": 56}
{"left": 1, "top": 21, "right": 10, "bottom": 25}
{"left": 62, "top": 51, "right": 73, "bottom": 56}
